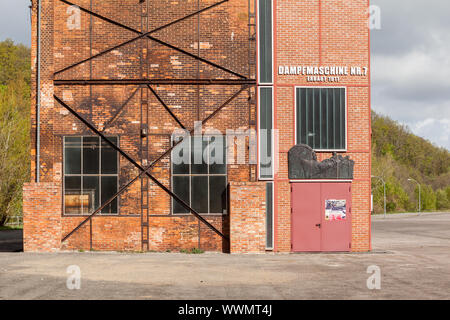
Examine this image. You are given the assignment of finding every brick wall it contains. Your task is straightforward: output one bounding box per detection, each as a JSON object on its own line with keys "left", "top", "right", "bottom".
{"left": 27, "top": 0, "right": 370, "bottom": 253}
{"left": 229, "top": 182, "right": 266, "bottom": 253}
{"left": 23, "top": 182, "right": 62, "bottom": 252}
{"left": 273, "top": 0, "right": 371, "bottom": 252}
{"left": 28, "top": 0, "right": 255, "bottom": 252}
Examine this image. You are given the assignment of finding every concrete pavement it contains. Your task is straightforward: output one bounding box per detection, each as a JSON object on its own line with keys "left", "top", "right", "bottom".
{"left": 0, "top": 212, "right": 449, "bottom": 299}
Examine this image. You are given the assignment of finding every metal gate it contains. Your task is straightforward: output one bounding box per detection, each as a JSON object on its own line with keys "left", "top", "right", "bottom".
{"left": 291, "top": 182, "right": 352, "bottom": 252}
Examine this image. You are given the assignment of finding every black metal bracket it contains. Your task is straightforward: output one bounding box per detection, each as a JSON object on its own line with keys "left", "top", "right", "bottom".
{"left": 101, "top": 86, "right": 140, "bottom": 133}
{"left": 54, "top": 79, "right": 256, "bottom": 86}
{"left": 56, "top": 85, "right": 250, "bottom": 243}
{"left": 147, "top": 85, "right": 186, "bottom": 130}
{"left": 51, "top": 0, "right": 257, "bottom": 248}
{"left": 55, "top": 94, "right": 231, "bottom": 242}
{"left": 55, "top": 0, "right": 247, "bottom": 79}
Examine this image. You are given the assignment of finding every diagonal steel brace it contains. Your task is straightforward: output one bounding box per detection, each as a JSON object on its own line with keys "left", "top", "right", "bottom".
{"left": 56, "top": 85, "right": 249, "bottom": 243}
{"left": 55, "top": 95, "right": 227, "bottom": 241}
{"left": 147, "top": 85, "right": 186, "bottom": 130}
{"left": 55, "top": 0, "right": 246, "bottom": 79}
{"left": 101, "top": 86, "right": 140, "bottom": 132}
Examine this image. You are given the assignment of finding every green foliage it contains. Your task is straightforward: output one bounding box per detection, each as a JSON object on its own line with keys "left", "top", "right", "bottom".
{"left": 447, "top": 187, "right": 450, "bottom": 203}
{"left": 386, "top": 179, "right": 410, "bottom": 212}
{"left": 0, "top": 40, "right": 30, "bottom": 226}
{"left": 0, "top": 39, "right": 30, "bottom": 86}
{"left": 371, "top": 111, "right": 450, "bottom": 213}
{"left": 436, "top": 189, "right": 449, "bottom": 210}
{"left": 418, "top": 185, "right": 437, "bottom": 211}
{"left": 180, "top": 248, "right": 205, "bottom": 254}
{"left": 0, "top": 225, "right": 23, "bottom": 231}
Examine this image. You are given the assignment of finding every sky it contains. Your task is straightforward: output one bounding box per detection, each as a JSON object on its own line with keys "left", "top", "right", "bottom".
{"left": 0, "top": 0, "right": 449, "bottom": 151}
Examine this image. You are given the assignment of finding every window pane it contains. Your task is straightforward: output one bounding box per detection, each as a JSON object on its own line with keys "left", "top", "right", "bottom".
{"left": 296, "top": 88, "right": 346, "bottom": 151}
{"left": 333, "top": 89, "right": 342, "bottom": 150}
{"left": 192, "top": 176, "right": 208, "bottom": 213}
{"left": 173, "top": 176, "right": 190, "bottom": 214}
{"left": 313, "top": 88, "right": 320, "bottom": 149}
{"left": 209, "top": 136, "right": 226, "bottom": 174}
{"left": 64, "top": 137, "right": 81, "bottom": 174}
{"left": 83, "top": 137, "right": 99, "bottom": 174}
{"left": 259, "top": 0, "right": 273, "bottom": 83}
{"left": 101, "top": 176, "right": 118, "bottom": 214}
{"left": 327, "top": 89, "right": 334, "bottom": 149}
{"left": 64, "top": 176, "right": 82, "bottom": 214}
{"left": 266, "top": 182, "right": 273, "bottom": 249}
{"left": 320, "top": 88, "right": 328, "bottom": 150}
{"left": 340, "top": 88, "right": 346, "bottom": 149}
{"left": 191, "top": 136, "right": 208, "bottom": 174}
{"left": 101, "top": 137, "right": 118, "bottom": 174}
{"left": 83, "top": 176, "right": 99, "bottom": 214}
{"left": 307, "top": 89, "right": 314, "bottom": 146}
{"left": 209, "top": 176, "right": 227, "bottom": 214}
{"left": 259, "top": 87, "right": 273, "bottom": 179}
{"left": 172, "top": 137, "right": 190, "bottom": 174}
{"left": 297, "top": 88, "right": 308, "bottom": 145}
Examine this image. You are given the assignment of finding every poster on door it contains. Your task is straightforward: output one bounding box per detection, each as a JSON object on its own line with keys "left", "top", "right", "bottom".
{"left": 325, "top": 200, "right": 347, "bottom": 221}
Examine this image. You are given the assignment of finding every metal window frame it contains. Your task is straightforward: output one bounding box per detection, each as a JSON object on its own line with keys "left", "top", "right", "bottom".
{"left": 294, "top": 86, "right": 348, "bottom": 152}
{"left": 257, "top": 0, "right": 274, "bottom": 85}
{"left": 55, "top": 87, "right": 248, "bottom": 243}
{"left": 171, "top": 135, "right": 228, "bottom": 216}
{"left": 265, "top": 181, "right": 275, "bottom": 250}
{"left": 258, "top": 86, "right": 275, "bottom": 180}
{"left": 51, "top": 0, "right": 256, "bottom": 245}
{"left": 63, "top": 136, "right": 120, "bottom": 216}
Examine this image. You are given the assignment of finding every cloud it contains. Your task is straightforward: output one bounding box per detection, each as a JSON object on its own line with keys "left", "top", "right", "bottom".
{"left": 371, "top": 0, "right": 450, "bottom": 150}
{"left": 0, "top": 0, "right": 31, "bottom": 46}
{"left": 410, "top": 118, "right": 450, "bottom": 149}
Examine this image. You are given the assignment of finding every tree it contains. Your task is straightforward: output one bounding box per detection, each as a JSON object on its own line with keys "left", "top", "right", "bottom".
{"left": 419, "top": 185, "right": 437, "bottom": 212}
{"left": 0, "top": 39, "right": 30, "bottom": 86}
{"left": 436, "top": 189, "right": 449, "bottom": 210}
{"left": 371, "top": 111, "right": 450, "bottom": 214}
{"left": 0, "top": 40, "right": 30, "bottom": 226}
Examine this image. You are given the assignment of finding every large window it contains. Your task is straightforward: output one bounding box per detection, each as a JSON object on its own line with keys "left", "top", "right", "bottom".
{"left": 258, "top": 0, "right": 273, "bottom": 84}
{"left": 171, "top": 136, "right": 227, "bottom": 215}
{"left": 296, "top": 87, "right": 346, "bottom": 151}
{"left": 266, "top": 182, "right": 274, "bottom": 250}
{"left": 64, "top": 136, "right": 119, "bottom": 215}
{"left": 259, "top": 87, "right": 273, "bottom": 179}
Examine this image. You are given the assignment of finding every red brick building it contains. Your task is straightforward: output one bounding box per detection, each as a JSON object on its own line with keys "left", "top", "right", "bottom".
{"left": 25, "top": 0, "right": 371, "bottom": 253}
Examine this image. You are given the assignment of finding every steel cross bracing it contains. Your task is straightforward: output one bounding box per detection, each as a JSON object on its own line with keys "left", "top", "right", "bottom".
{"left": 55, "top": 0, "right": 247, "bottom": 80}
{"left": 54, "top": 0, "right": 256, "bottom": 246}
{"left": 56, "top": 87, "right": 248, "bottom": 242}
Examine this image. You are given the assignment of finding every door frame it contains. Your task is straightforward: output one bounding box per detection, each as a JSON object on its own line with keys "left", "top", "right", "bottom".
{"left": 290, "top": 180, "right": 353, "bottom": 253}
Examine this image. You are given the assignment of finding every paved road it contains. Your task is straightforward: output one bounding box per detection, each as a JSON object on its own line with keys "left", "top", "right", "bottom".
{"left": 0, "top": 230, "right": 22, "bottom": 252}
{"left": 0, "top": 213, "right": 449, "bottom": 300}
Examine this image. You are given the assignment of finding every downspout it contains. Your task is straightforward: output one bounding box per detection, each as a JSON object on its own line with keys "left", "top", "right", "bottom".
{"left": 36, "top": 0, "right": 41, "bottom": 182}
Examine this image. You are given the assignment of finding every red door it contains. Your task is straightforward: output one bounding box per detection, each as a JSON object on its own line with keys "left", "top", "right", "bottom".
{"left": 291, "top": 182, "right": 352, "bottom": 252}
{"left": 291, "top": 183, "right": 321, "bottom": 252}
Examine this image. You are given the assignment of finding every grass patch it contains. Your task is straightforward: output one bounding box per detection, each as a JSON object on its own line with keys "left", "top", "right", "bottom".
{"left": 180, "top": 248, "right": 204, "bottom": 254}
{"left": 0, "top": 225, "right": 23, "bottom": 231}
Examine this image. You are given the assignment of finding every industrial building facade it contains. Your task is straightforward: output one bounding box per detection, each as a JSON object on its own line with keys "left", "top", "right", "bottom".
{"left": 24, "top": 0, "right": 371, "bottom": 253}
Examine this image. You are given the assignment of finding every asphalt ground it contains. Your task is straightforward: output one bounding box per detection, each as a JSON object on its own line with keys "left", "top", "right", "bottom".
{"left": 0, "top": 212, "right": 449, "bottom": 299}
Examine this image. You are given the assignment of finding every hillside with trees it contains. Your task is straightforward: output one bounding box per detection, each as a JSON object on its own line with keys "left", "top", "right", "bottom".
{"left": 371, "top": 112, "right": 450, "bottom": 213}
{"left": 0, "top": 40, "right": 448, "bottom": 226}
{"left": 0, "top": 39, "right": 30, "bottom": 225}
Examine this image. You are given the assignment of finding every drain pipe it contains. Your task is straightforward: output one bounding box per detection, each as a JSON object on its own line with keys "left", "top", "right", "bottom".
{"left": 36, "top": 0, "right": 41, "bottom": 182}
